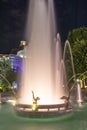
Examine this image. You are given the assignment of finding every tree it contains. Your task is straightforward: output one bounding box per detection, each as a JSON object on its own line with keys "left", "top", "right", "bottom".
{"left": 0, "top": 58, "right": 17, "bottom": 91}
{"left": 67, "top": 27, "right": 87, "bottom": 74}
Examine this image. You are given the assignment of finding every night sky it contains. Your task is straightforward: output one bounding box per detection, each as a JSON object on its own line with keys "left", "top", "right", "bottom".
{"left": 0, "top": 0, "right": 87, "bottom": 54}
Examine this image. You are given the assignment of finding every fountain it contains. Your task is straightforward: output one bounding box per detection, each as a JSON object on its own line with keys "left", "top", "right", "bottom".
{"left": 63, "top": 40, "right": 83, "bottom": 107}
{"left": 15, "top": 0, "right": 72, "bottom": 118}
{"left": 76, "top": 79, "right": 83, "bottom": 107}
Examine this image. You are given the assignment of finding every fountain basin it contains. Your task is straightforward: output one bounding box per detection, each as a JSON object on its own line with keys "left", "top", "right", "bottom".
{"left": 15, "top": 104, "right": 72, "bottom": 118}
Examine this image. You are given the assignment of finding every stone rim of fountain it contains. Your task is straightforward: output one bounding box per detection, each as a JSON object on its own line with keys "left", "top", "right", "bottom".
{"left": 15, "top": 103, "right": 72, "bottom": 118}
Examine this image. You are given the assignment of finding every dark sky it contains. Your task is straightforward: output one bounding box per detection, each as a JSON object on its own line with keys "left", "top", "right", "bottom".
{"left": 0, "top": 0, "right": 87, "bottom": 54}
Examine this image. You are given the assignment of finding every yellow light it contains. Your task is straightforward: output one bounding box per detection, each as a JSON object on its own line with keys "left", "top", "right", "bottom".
{"left": 12, "top": 100, "right": 16, "bottom": 106}
{"left": 32, "top": 104, "right": 38, "bottom": 111}
{"left": 85, "top": 86, "right": 87, "bottom": 88}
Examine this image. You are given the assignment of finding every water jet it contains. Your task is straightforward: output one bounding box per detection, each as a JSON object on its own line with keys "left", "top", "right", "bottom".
{"left": 15, "top": 0, "right": 72, "bottom": 118}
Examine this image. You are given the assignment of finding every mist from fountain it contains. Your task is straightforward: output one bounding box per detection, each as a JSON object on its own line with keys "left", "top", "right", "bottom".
{"left": 17, "top": 0, "right": 68, "bottom": 105}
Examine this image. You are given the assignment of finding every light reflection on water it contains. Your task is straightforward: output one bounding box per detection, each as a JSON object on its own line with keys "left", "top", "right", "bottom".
{"left": 0, "top": 103, "right": 87, "bottom": 130}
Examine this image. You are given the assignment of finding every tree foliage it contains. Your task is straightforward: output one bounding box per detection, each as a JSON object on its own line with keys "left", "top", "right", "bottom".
{"left": 0, "top": 59, "right": 17, "bottom": 91}
{"left": 67, "top": 27, "right": 87, "bottom": 74}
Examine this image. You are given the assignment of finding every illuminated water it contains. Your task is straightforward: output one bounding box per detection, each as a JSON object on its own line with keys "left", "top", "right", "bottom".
{"left": 63, "top": 40, "right": 83, "bottom": 104}
{"left": 63, "top": 40, "right": 75, "bottom": 80}
{"left": 0, "top": 103, "right": 87, "bottom": 130}
{"left": 18, "top": 0, "right": 67, "bottom": 105}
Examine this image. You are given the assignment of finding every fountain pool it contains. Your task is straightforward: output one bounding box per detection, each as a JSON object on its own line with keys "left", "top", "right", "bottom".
{"left": 0, "top": 103, "right": 87, "bottom": 130}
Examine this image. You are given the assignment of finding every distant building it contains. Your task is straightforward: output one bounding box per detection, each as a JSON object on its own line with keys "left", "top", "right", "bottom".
{"left": 9, "top": 55, "right": 23, "bottom": 73}
{"left": 0, "top": 41, "right": 27, "bottom": 74}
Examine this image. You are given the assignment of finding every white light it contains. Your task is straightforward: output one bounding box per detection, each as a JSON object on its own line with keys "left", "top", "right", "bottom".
{"left": 7, "top": 100, "right": 16, "bottom": 106}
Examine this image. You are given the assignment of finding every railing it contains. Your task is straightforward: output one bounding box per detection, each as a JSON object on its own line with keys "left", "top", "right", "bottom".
{"left": 15, "top": 103, "right": 67, "bottom": 112}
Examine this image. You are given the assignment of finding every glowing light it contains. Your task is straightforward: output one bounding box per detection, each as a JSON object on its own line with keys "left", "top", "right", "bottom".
{"left": 7, "top": 99, "right": 16, "bottom": 106}
{"left": 32, "top": 104, "right": 38, "bottom": 111}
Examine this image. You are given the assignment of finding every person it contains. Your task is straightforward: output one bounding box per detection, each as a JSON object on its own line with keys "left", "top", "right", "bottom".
{"left": 32, "top": 90, "right": 40, "bottom": 111}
